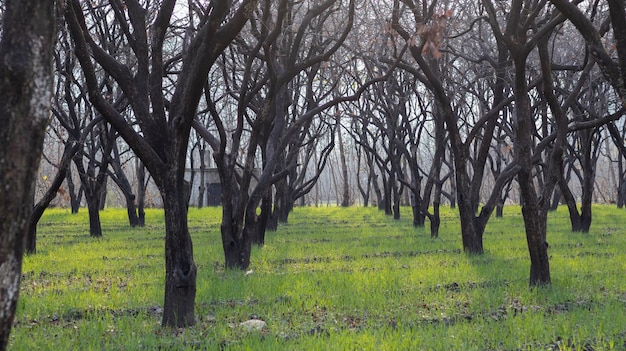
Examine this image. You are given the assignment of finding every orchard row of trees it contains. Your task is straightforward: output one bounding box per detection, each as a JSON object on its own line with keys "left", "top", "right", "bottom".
{"left": 4, "top": 0, "right": 626, "bottom": 348}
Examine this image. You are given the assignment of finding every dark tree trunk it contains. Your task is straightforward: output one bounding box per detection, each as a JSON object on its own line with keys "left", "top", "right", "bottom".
{"left": 275, "top": 178, "right": 290, "bottom": 223}
{"left": 372, "top": 174, "right": 383, "bottom": 210}
{"left": 381, "top": 173, "right": 392, "bottom": 215}
{"left": 86, "top": 197, "right": 102, "bottom": 237}
{"left": 266, "top": 187, "right": 279, "bottom": 231}
{"left": 548, "top": 187, "right": 561, "bottom": 211}
{"left": 618, "top": 151, "right": 626, "bottom": 207}
{"left": 99, "top": 176, "right": 107, "bottom": 210}
{"left": 109, "top": 143, "right": 140, "bottom": 227}
{"left": 449, "top": 173, "right": 456, "bottom": 209}
{"left": 513, "top": 55, "right": 550, "bottom": 286}
{"left": 0, "top": 0, "right": 55, "bottom": 348}
{"left": 392, "top": 182, "right": 401, "bottom": 220}
{"left": 221, "top": 203, "right": 254, "bottom": 269}
{"left": 124, "top": 195, "right": 139, "bottom": 227}
{"left": 430, "top": 201, "right": 441, "bottom": 238}
{"left": 197, "top": 147, "right": 206, "bottom": 209}
{"left": 411, "top": 191, "right": 424, "bottom": 227}
{"left": 457, "top": 174, "right": 484, "bottom": 254}
{"left": 521, "top": 194, "right": 551, "bottom": 285}
{"left": 579, "top": 129, "right": 597, "bottom": 233}
{"left": 255, "top": 191, "right": 273, "bottom": 245}
{"left": 337, "top": 114, "right": 350, "bottom": 207}
{"left": 495, "top": 199, "right": 504, "bottom": 217}
{"left": 355, "top": 148, "right": 372, "bottom": 207}
{"left": 217, "top": 169, "right": 254, "bottom": 269}
{"left": 66, "top": 170, "right": 81, "bottom": 213}
{"left": 558, "top": 169, "right": 583, "bottom": 231}
{"left": 160, "top": 177, "right": 197, "bottom": 327}
{"left": 136, "top": 159, "right": 146, "bottom": 227}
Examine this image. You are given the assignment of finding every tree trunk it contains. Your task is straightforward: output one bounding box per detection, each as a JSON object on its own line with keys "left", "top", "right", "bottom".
{"left": 218, "top": 171, "right": 254, "bottom": 269}
{"left": 221, "top": 207, "right": 253, "bottom": 269}
{"left": 275, "top": 178, "right": 289, "bottom": 223}
{"left": 558, "top": 171, "right": 583, "bottom": 231}
{"left": 495, "top": 199, "right": 504, "bottom": 218}
{"left": 457, "top": 170, "right": 484, "bottom": 254}
{"left": 580, "top": 130, "right": 596, "bottom": 233}
{"left": 67, "top": 170, "right": 81, "bottom": 213}
{"left": 197, "top": 147, "right": 206, "bottom": 209}
{"left": 265, "top": 187, "right": 279, "bottom": 231}
{"left": 160, "top": 177, "right": 197, "bottom": 327}
{"left": 617, "top": 154, "right": 624, "bottom": 207}
{"left": 86, "top": 194, "right": 103, "bottom": 237}
{"left": 136, "top": 158, "right": 146, "bottom": 227}
{"left": 392, "top": 177, "right": 401, "bottom": 220}
{"left": 521, "top": 194, "right": 551, "bottom": 285}
{"left": 513, "top": 56, "right": 550, "bottom": 286}
{"left": 372, "top": 174, "right": 383, "bottom": 210}
{"left": 255, "top": 191, "right": 273, "bottom": 245}
{"left": 109, "top": 143, "right": 140, "bottom": 227}
{"left": 430, "top": 201, "right": 441, "bottom": 238}
{"left": 548, "top": 187, "right": 561, "bottom": 211}
{"left": 99, "top": 176, "right": 108, "bottom": 210}
{"left": 337, "top": 116, "right": 350, "bottom": 207}
{"left": 124, "top": 194, "right": 139, "bottom": 227}
{"left": 0, "top": 0, "right": 55, "bottom": 348}
{"left": 381, "top": 173, "right": 392, "bottom": 215}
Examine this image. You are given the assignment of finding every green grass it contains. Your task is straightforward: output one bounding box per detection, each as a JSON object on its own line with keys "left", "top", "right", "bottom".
{"left": 9, "top": 205, "right": 626, "bottom": 350}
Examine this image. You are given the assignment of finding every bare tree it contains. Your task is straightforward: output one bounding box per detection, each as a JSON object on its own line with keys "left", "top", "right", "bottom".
{"left": 391, "top": 0, "right": 520, "bottom": 253}
{"left": 65, "top": 0, "right": 256, "bottom": 327}
{"left": 194, "top": 0, "right": 396, "bottom": 268}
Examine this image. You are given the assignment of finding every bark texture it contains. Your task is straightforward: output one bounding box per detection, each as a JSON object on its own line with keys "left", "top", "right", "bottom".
{"left": 0, "top": 0, "right": 55, "bottom": 349}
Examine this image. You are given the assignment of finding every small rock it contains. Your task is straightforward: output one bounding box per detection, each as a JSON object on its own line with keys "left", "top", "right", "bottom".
{"left": 240, "top": 319, "right": 266, "bottom": 331}
{"left": 205, "top": 314, "right": 216, "bottom": 323}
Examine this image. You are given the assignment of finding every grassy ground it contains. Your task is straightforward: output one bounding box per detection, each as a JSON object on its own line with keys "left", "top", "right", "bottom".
{"left": 9, "top": 205, "right": 626, "bottom": 350}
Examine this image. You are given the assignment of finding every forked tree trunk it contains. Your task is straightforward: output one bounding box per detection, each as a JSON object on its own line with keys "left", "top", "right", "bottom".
{"left": 456, "top": 169, "right": 484, "bottom": 254}
{"left": 558, "top": 174, "right": 583, "bottom": 232}
{"left": 110, "top": 143, "right": 140, "bottom": 227}
{"left": 219, "top": 172, "right": 255, "bottom": 269}
{"left": 221, "top": 206, "right": 254, "bottom": 269}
